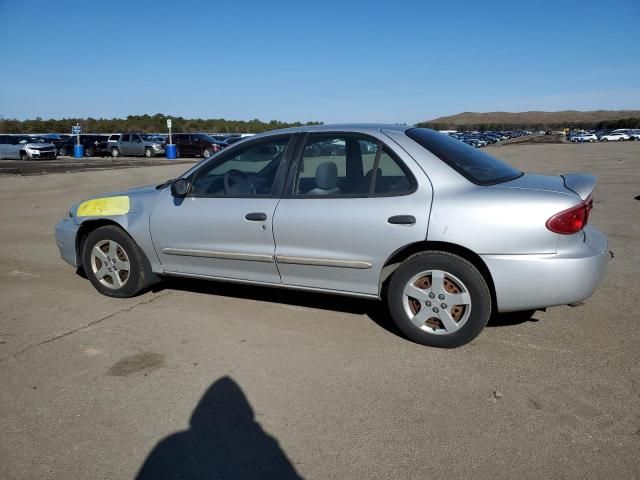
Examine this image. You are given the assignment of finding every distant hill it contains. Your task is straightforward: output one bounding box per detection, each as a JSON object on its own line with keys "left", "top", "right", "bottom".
{"left": 421, "top": 110, "right": 640, "bottom": 129}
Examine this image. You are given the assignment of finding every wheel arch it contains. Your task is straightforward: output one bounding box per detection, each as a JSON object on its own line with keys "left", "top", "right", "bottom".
{"left": 379, "top": 241, "right": 497, "bottom": 307}
{"left": 75, "top": 218, "right": 158, "bottom": 282}
{"left": 76, "top": 219, "right": 124, "bottom": 261}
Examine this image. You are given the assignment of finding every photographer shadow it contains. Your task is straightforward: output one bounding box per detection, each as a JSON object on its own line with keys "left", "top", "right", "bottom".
{"left": 136, "top": 376, "right": 302, "bottom": 480}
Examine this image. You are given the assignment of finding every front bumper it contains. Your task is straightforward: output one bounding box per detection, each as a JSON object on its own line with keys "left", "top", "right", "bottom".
{"left": 29, "top": 150, "right": 57, "bottom": 160}
{"left": 55, "top": 217, "right": 80, "bottom": 267}
{"left": 482, "top": 226, "right": 609, "bottom": 312}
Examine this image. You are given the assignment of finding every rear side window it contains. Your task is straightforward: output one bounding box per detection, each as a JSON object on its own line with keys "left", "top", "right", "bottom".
{"left": 406, "top": 128, "right": 521, "bottom": 185}
{"left": 372, "top": 148, "right": 413, "bottom": 195}
{"left": 293, "top": 134, "right": 414, "bottom": 196}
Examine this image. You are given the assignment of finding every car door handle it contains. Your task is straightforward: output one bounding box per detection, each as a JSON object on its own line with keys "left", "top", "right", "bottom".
{"left": 245, "top": 212, "right": 267, "bottom": 221}
{"left": 388, "top": 215, "right": 416, "bottom": 225}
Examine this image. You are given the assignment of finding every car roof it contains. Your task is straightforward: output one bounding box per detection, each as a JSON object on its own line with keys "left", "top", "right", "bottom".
{"left": 252, "top": 123, "right": 411, "bottom": 138}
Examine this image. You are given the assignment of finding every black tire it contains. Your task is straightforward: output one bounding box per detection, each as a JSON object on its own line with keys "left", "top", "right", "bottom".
{"left": 82, "top": 225, "right": 153, "bottom": 298}
{"left": 85, "top": 147, "right": 95, "bottom": 157}
{"left": 111, "top": 147, "right": 120, "bottom": 158}
{"left": 59, "top": 147, "right": 67, "bottom": 156}
{"left": 20, "top": 151, "right": 29, "bottom": 161}
{"left": 387, "top": 251, "right": 491, "bottom": 348}
{"left": 203, "top": 148, "right": 212, "bottom": 158}
{"left": 145, "top": 148, "right": 153, "bottom": 158}
{"left": 603, "top": 138, "right": 608, "bottom": 142}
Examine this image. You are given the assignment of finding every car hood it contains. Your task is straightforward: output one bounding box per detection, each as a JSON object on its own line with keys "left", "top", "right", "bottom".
{"left": 25, "top": 142, "right": 55, "bottom": 148}
{"left": 71, "top": 184, "right": 163, "bottom": 219}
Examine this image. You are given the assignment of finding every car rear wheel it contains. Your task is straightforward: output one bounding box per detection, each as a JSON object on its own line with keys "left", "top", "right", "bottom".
{"left": 111, "top": 147, "right": 120, "bottom": 157}
{"left": 387, "top": 251, "right": 491, "bottom": 348}
{"left": 85, "top": 147, "right": 95, "bottom": 157}
{"left": 603, "top": 138, "right": 608, "bottom": 142}
{"left": 203, "top": 148, "right": 212, "bottom": 158}
{"left": 82, "top": 225, "right": 153, "bottom": 298}
{"left": 145, "top": 148, "right": 153, "bottom": 158}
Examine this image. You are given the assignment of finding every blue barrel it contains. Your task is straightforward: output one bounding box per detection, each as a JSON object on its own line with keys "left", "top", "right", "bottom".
{"left": 165, "top": 144, "right": 177, "bottom": 160}
{"left": 74, "top": 144, "right": 85, "bottom": 158}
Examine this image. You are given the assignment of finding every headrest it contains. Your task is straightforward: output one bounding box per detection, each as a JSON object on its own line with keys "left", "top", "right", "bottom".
{"left": 315, "top": 162, "right": 338, "bottom": 190}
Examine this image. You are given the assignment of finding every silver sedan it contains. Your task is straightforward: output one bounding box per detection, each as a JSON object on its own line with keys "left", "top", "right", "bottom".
{"left": 55, "top": 125, "right": 608, "bottom": 348}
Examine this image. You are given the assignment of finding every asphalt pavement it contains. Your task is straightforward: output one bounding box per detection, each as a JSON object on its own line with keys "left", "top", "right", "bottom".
{"left": 0, "top": 142, "right": 638, "bottom": 479}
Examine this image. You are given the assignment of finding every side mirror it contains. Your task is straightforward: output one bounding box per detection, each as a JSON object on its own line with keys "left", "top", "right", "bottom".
{"left": 171, "top": 178, "right": 190, "bottom": 197}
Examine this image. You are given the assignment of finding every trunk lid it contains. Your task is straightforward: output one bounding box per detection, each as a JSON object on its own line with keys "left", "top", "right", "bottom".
{"left": 492, "top": 173, "right": 596, "bottom": 200}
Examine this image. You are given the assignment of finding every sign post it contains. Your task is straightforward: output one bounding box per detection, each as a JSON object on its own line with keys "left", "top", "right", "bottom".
{"left": 72, "top": 124, "right": 84, "bottom": 158}
{"left": 165, "top": 118, "right": 177, "bottom": 160}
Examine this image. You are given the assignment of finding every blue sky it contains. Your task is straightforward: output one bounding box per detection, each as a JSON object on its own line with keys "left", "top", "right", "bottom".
{"left": 0, "top": 0, "right": 638, "bottom": 123}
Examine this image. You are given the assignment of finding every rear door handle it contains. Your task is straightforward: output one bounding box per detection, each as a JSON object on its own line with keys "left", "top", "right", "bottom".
{"left": 388, "top": 215, "right": 416, "bottom": 225}
{"left": 245, "top": 212, "right": 267, "bottom": 221}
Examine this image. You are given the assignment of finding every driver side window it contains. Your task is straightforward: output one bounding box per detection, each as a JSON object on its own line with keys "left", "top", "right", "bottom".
{"left": 191, "top": 136, "right": 290, "bottom": 197}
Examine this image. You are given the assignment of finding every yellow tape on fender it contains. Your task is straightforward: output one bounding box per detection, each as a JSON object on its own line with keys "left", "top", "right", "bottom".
{"left": 77, "top": 196, "right": 130, "bottom": 217}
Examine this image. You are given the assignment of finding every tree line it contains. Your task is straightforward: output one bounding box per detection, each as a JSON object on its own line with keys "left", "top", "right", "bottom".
{"left": 0, "top": 114, "right": 323, "bottom": 134}
{"left": 417, "top": 117, "right": 640, "bottom": 132}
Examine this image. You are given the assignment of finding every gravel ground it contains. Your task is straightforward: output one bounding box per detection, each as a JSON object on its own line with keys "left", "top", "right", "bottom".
{"left": 0, "top": 141, "right": 638, "bottom": 479}
{"left": 0, "top": 156, "right": 197, "bottom": 176}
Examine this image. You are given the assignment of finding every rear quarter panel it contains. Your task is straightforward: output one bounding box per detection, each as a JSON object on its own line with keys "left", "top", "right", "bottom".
{"left": 383, "top": 128, "right": 579, "bottom": 255}
{"left": 428, "top": 186, "right": 579, "bottom": 254}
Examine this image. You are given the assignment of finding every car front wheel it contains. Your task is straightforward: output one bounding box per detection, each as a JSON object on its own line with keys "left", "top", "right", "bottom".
{"left": 203, "top": 148, "right": 212, "bottom": 157}
{"left": 387, "top": 251, "right": 491, "bottom": 348}
{"left": 145, "top": 148, "right": 153, "bottom": 158}
{"left": 111, "top": 147, "right": 120, "bottom": 157}
{"left": 82, "top": 225, "right": 153, "bottom": 298}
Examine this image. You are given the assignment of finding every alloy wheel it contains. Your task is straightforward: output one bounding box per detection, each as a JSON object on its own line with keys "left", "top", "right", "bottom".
{"left": 90, "top": 239, "right": 130, "bottom": 289}
{"left": 402, "top": 269, "right": 472, "bottom": 335}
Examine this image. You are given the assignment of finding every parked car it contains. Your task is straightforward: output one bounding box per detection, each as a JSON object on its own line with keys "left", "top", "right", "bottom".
{"left": 571, "top": 133, "right": 598, "bottom": 143}
{"left": 171, "top": 133, "right": 225, "bottom": 158}
{"left": 600, "top": 132, "right": 629, "bottom": 142}
{"left": 55, "top": 125, "right": 608, "bottom": 348}
{"left": 627, "top": 129, "right": 640, "bottom": 141}
{"left": 58, "top": 134, "right": 110, "bottom": 156}
{"left": 106, "top": 133, "right": 165, "bottom": 157}
{"left": 41, "top": 134, "right": 72, "bottom": 155}
{"left": 0, "top": 135, "right": 57, "bottom": 160}
{"left": 220, "top": 135, "right": 243, "bottom": 146}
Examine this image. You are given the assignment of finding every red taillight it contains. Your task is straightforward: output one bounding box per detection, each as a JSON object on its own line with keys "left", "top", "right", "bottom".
{"left": 546, "top": 195, "right": 593, "bottom": 234}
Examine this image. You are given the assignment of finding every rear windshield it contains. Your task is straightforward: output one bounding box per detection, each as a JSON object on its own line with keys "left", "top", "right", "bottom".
{"left": 406, "top": 128, "right": 522, "bottom": 185}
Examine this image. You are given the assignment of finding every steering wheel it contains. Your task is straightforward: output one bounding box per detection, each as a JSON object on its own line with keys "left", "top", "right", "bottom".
{"left": 223, "top": 169, "right": 256, "bottom": 195}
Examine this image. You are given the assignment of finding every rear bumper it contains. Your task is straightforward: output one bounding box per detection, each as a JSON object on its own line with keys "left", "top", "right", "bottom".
{"left": 55, "top": 217, "right": 80, "bottom": 267}
{"left": 482, "top": 227, "right": 609, "bottom": 312}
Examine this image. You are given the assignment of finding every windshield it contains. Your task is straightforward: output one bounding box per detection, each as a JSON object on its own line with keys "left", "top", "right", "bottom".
{"left": 406, "top": 128, "right": 522, "bottom": 185}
